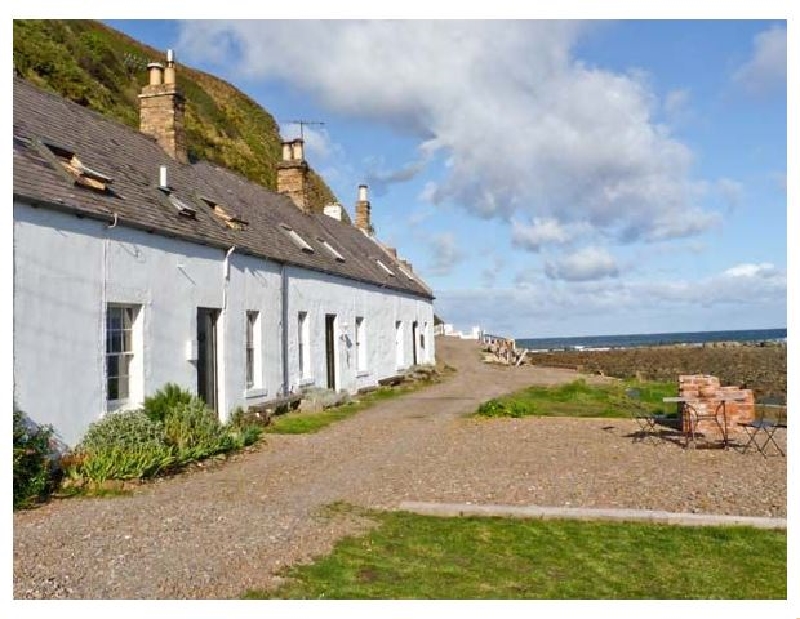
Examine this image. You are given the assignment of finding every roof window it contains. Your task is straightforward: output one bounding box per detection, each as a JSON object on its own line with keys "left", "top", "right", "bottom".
{"left": 398, "top": 265, "right": 415, "bottom": 281}
{"left": 168, "top": 194, "right": 196, "bottom": 218}
{"left": 318, "top": 238, "right": 345, "bottom": 262}
{"left": 376, "top": 259, "right": 395, "bottom": 277}
{"left": 44, "top": 142, "right": 114, "bottom": 194}
{"left": 280, "top": 224, "right": 314, "bottom": 253}
{"left": 202, "top": 197, "right": 248, "bottom": 230}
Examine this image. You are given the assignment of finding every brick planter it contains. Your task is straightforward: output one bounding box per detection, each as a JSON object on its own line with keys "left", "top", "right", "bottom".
{"left": 678, "top": 374, "right": 755, "bottom": 442}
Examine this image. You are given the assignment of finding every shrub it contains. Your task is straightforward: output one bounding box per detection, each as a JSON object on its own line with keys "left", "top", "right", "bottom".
{"left": 143, "top": 383, "right": 193, "bottom": 423}
{"left": 476, "top": 399, "right": 529, "bottom": 418}
{"left": 67, "top": 410, "right": 175, "bottom": 483}
{"left": 80, "top": 409, "right": 165, "bottom": 451}
{"left": 163, "top": 397, "right": 234, "bottom": 462}
{"left": 13, "top": 407, "right": 57, "bottom": 508}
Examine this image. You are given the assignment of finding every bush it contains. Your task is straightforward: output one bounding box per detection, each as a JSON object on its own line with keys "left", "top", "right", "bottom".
{"left": 66, "top": 410, "right": 176, "bottom": 483}
{"left": 163, "top": 397, "right": 234, "bottom": 462}
{"left": 143, "top": 383, "right": 193, "bottom": 423}
{"left": 13, "top": 407, "right": 57, "bottom": 508}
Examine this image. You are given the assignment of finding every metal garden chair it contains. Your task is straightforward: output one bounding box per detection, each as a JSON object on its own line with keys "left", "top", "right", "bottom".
{"left": 626, "top": 387, "right": 672, "bottom": 445}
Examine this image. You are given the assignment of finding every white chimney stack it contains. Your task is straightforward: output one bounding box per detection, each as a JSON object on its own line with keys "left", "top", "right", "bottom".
{"left": 358, "top": 184, "right": 368, "bottom": 202}
{"left": 323, "top": 202, "right": 343, "bottom": 221}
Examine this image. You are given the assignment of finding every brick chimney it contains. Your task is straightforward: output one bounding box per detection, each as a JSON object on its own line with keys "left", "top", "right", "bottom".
{"left": 138, "top": 49, "right": 188, "bottom": 163}
{"left": 276, "top": 138, "right": 310, "bottom": 213}
{"left": 355, "top": 184, "right": 373, "bottom": 235}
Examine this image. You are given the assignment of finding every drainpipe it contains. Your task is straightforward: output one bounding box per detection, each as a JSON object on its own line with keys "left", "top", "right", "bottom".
{"left": 281, "top": 263, "right": 290, "bottom": 396}
{"left": 219, "top": 246, "right": 235, "bottom": 421}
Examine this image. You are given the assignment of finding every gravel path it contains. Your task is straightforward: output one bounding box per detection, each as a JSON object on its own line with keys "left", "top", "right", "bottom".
{"left": 13, "top": 337, "right": 786, "bottom": 599}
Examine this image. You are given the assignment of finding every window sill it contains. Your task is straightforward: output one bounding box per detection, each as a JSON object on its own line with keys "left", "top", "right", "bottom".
{"left": 356, "top": 371, "right": 370, "bottom": 378}
{"left": 245, "top": 387, "right": 268, "bottom": 400}
{"left": 106, "top": 399, "right": 136, "bottom": 414}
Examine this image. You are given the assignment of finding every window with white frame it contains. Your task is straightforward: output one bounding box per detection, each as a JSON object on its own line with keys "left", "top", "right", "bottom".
{"left": 376, "top": 259, "right": 395, "bottom": 276}
{"left": 355, "top": 316, "right": 366, "bottom": 372}
{"left": 245, "top": 311, "right": 259, "bottom": 389}
{"left": 106, "top": 304, "right": 139, "bottom": 402}
{"left": 298, "top": 311, "right": 309, "bottom": 378}
{"left": 318, "top": 237, "right": 345, "bottom": 262}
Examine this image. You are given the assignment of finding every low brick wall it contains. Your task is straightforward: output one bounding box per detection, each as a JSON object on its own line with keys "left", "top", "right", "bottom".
{"left": 678, "top": 374, "right": 755, "bottom": 442}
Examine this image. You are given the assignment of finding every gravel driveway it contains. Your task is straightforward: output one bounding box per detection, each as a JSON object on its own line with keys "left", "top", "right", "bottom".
{"left": 13, "top": 337, "right": 786, "bottom": 599}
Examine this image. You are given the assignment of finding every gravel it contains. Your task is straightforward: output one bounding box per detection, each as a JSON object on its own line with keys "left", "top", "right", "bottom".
{"left": 13, "top": 337, "right": 786, "bottom": 599}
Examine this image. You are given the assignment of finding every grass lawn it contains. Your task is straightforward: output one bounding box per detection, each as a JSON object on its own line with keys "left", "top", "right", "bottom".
{"left": 264, "top": 383, "right": 428, "bottom": 434}
{"left": 244, "top": 510, "right": 786, "bottom": 599}
{"left": 474, "top": 378, "right": 677, "bottom": 419}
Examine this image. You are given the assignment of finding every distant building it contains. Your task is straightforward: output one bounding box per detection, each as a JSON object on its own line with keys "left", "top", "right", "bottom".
{"left": 13, "top": 50, "right": 436, "bottom": 445}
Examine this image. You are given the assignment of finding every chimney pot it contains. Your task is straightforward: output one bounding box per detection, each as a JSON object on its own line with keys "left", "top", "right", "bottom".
{"left": 164, "top": 49, "right": 176, "bottom": 85}
{"left": 159, "top": 165, "right": 168, "bottom": 189}
{"left": 167, "top": 49, "right": 174, "bottom": 63}
{"left": 281, "top": 141, "right": 292, "bottom": 161}
{"left": 358, "top": 184, "right": 368, "bottom": 202}
{"left": 147, "top": 62, "right": 164, "bottom": 86}
{"left": 355, "top": 183, "right": 372, "bottom": 234}
{"left": 292, "top": 138, "right": 304, "bottom": 161}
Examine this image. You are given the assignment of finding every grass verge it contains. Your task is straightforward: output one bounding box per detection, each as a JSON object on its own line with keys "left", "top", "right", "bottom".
{"left": 474, "top": 378, "right": 677, "bottom": 419}
{"left": 244, "top": 510, "right": 786, "bottom": 599}
{"left": 265, "top": 380, "right": 439, "bottom": 435}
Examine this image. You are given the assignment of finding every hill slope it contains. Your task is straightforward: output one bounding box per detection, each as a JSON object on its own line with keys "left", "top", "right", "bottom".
{"left": 13, "top": 19, "right": 343, "bottom": 218}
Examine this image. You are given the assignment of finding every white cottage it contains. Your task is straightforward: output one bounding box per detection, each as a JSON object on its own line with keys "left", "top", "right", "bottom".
{"left": 13, "top": 51, "right": 435, "bottom": 445}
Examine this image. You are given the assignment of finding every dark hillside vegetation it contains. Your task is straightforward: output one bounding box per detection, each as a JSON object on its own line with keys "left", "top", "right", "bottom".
{"left": 13, "top": 19, "right": 341, "bottom": 217}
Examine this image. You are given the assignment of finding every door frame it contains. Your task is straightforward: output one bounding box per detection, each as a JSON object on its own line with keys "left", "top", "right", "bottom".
{"left": 196, "top": 307, "right": 220, "bottom": 413}
{"left": 324, "top": 313, "right": 337, "bottom": 390}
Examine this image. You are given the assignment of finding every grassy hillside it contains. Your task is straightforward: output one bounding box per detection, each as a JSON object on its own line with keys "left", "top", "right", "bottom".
{"left": 13, "top": 19, "right": 342, "bottom": 218}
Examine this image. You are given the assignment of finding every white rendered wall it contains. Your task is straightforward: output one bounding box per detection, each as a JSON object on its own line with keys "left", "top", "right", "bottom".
{"left": 13, "top": 202, "right": 435, "bottom": 445}
{"left": 284, "top": 266, "right": 435, "bottom": 394}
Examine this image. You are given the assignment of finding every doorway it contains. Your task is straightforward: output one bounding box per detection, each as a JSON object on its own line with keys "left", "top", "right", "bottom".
{"left": 325, "top": 314, "right": 336, "bottom": 390}
{"left": 197, "top": 307, "right": 220, "bottom": 412}
{"left": 395, "top": 320, "right": 404, "bottom": 368}
{"left": 412, "top": 320, "right": 418, "bottom": 366}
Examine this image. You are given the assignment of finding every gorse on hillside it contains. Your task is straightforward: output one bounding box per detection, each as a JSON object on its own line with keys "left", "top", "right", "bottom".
{"left": 12, "top": 19, "right": 340, "bottom": 217}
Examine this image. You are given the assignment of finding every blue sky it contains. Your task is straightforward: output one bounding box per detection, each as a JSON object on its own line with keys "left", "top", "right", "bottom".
{"left": 105, "top": 19, "right": 787, "bottom": 339}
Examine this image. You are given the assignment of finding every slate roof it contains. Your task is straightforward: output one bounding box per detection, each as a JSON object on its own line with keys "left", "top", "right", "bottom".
{"left": 12, "top": 77, "right": 434, "bottom": 300}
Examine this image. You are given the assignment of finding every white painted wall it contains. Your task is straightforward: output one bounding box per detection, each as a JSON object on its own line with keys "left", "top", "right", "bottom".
{"left": 13, "top": 201, "right": 435, "bottom": 445}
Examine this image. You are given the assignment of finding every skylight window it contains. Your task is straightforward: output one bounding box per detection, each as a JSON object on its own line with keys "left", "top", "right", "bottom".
{"left": 169, "top": 194, "right": 196, "bottom": 218}
{"left": 280, "top": 224, "right": 314, "bottom": 253}
{"left": 201, "top": 197, "right": 248, "bottom": 230}
{"left": 376, "top": 259, "right": 395, "bottom": 277}
{"left": 44, "top": 142, "right": 114, "bottom": 194}
{"left": 318, "top": 238, "right": 345, "bottom": 262}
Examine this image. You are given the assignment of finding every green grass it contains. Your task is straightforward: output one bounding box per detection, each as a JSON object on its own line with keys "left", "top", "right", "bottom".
{"left": 474, "top": 378, "right": 678, "bottom": 419}
{"left": 244, "top": 510, "right": 786, "bottom": 599}
{"left": 264, "top": 383, "right": 429, "bottom": 434}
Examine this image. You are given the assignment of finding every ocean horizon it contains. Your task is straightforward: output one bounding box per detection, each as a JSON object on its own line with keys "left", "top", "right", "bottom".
{"left": 514, "top": 328, "right": 786, "bottom": 351}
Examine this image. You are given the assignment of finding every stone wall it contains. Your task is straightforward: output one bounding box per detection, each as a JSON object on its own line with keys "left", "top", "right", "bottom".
{"left": 138, "top": 84, "right": 187, "bottom": 163}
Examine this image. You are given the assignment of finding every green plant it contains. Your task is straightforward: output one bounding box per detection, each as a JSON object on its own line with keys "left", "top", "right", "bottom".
{"left": 163, "top": 397, "right": 234, "bottom": 462}
{"left": 13, "top": 407, "right": 57, "bottom": 509}
{"left": 476, "top": 399, "right": 528, "bottom": 418}
{"left": 143, "top": 382, "right": 193, "bottom": 423}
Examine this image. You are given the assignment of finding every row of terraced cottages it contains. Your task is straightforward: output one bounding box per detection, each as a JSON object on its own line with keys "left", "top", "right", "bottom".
{"left": 13, "top": 51, "right": 435, "bottom": 445}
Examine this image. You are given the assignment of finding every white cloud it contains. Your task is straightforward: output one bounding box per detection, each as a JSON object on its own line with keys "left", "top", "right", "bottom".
{"left": 434, "top": 263, "right": 786, "bottom": 336}
{"left": 732, "top": 25, "right": 787, "bottom": 95}
{"left": 714, "top": 177, "right": 745, "bottom": 212}
{"left": 426, "top": 232, "right": 465, "bottom": 276}
{"left": 723, "top": 262, "right": 776, "bottom": 278}
{"left": 510, "top": 218, "right": 590, "bottom": 252}
{"left": 544, "top": 246, "right": 619, "bottom": 282}
{"left": 178, "top": 20, "right": 720, "bottom": 243}
{"left": 480, "top": 254, "right": 505, "bottom": 288}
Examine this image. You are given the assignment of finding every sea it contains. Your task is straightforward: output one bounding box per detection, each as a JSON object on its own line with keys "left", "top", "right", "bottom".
{"left": 515, "top": 328, "right": 787, "bottom": 352}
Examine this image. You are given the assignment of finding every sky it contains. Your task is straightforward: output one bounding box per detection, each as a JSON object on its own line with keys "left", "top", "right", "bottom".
{"left": 102, "top": 18, "right": 788, "bottom": 339}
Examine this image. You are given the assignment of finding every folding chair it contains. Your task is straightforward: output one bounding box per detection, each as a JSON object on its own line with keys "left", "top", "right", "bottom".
{"left": 626, "top": 388, "right": 671, "bottom": 445}
{"left": 740, "top": 408, "right": 786, "bottom": 457}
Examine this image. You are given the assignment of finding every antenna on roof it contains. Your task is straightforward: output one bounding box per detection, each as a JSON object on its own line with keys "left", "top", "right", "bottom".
{"left": 283, "top": 120, "right": 325, "bottom": 141}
